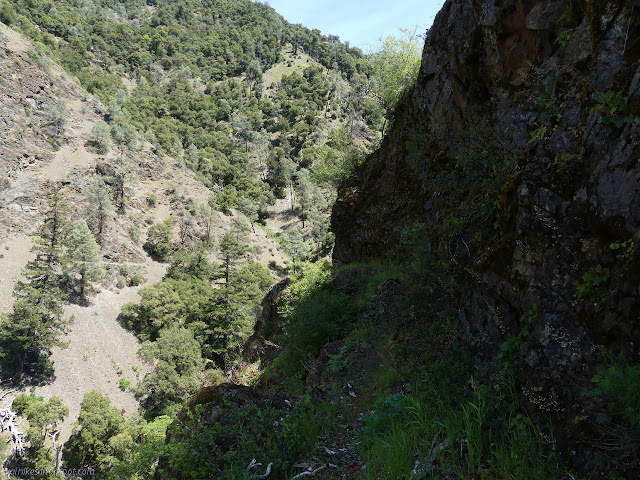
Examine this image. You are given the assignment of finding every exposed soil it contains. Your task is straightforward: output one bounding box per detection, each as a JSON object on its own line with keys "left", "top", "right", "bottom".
{"left": 0, "top": 237, "right": 33, "bottom": 316}
{"left": 262, "top": 48, "right": 317, "bottom": 90}
{"left": 265, "top": 192, "right": 301, "bottom": 235}
{"left": 36, "top": 259, "right": 166, "bottom": 443}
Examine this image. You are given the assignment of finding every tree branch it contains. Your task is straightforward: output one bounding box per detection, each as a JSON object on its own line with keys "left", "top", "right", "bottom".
{"left": 0, "top": 407, "right": 25, "bottom": 456}
{"left": 290, "top": 465, "right": 326, "bottom": 479}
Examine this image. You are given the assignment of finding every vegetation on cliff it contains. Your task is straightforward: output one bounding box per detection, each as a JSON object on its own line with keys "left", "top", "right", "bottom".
{"left": 4, "top": 0, "right": 639, "bottom": 478}
{"left": 0, "top": 0, "right": 422, "bottom": 477}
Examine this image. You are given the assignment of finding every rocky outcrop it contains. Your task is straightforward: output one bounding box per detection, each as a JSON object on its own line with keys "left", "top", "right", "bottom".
{"left": 333, "top": 0, "right": 640, "bottom": 471}
{"left": 241, "top": 277, "right": 291, "bottom": 364}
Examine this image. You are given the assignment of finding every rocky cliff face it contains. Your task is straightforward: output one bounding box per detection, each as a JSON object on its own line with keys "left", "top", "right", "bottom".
{"left": 333, "top": 0, "right": 640, "bottom": 468}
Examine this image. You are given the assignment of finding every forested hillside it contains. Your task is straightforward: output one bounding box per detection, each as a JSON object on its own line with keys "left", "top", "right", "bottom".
{"left": 0, "top": 0, "right": 383, "bottom": 211}
{"left": 0, "top": 0, "right": 427, "bottom": 478}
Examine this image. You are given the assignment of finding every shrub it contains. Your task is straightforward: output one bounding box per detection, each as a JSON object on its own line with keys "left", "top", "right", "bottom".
{"left": 130, "top": 214, "right": 143, "bottom": 244}
{"left": 87, "top": 121, "right": 111, "bottom": 154}
{"left": 145, "top": 193, "right": 157, "bottom": 207}
{"left": 591, "top": 353, "right": 640, "bottom": 429}
{"left": 275, "top": 262, "right": 356, "bottom": 376}
{"left": 143, "top": 216, "right": 175, "bottom": 260}
{"left": 39, "top": 100, "right": 68, "bottom": 146}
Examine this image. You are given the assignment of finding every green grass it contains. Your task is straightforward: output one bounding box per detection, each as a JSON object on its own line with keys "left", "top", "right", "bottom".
{"left": 335, "top": 259, "right": 402, "bottom": 307}
{"left": 268, "top": 261, "right": 357, "bottom": 379}
{"left": 358, "top": 384, "right": 564, "bottom": 480}
{"left": 259, "top": 258, "right": 571, "bottom": 479}
{"left": 590, "top": 352, "right": 640, "bottom": 429}
{"left": 162, "top": 393, "right": 332, "bottom": 479}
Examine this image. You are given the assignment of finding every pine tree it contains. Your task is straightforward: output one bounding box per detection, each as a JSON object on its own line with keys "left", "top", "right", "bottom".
{"left": 64, "top": 390, "right": 125, "bottom": 472}
{"left": 219, "top": 230, "right": 248, "bottom": 287}
{"left": 282, "top": 229, "right": 311, "bottom": 273}
{"left": 137, "top": 328, "right": 204, "bottom": 418}
{"left": 0, "top": 189, "right": 72, "bottom": 385}
{"left": 196, "top": 199, "right": 218, "bottom": 245}
{"left": 296, "top": 168, "right": 312, "bottom": 227}
{"left": 111, "top": 156, "right": 136, "bottom": 213}
{"left": 236, "top": 197, "right": 258, "bottom": 233}
{"left": 87, "top": 121, "right": 111, "bottom": 154}
{"left": 85, "top": 178, "right": 114, "bottom": 245}
{"left": 65, "top": 220, "right": 104, "bottom": 299}
{"left": 310, "top": 208, "right": 329, "bottom": 250}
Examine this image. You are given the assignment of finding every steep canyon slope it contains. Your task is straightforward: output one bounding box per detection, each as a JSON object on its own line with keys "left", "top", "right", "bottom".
{"left": 333, "top": 0, "right": 640, "bottom": 470}
{"left": 0, "top": 23, "right": 285, "bottom": 448}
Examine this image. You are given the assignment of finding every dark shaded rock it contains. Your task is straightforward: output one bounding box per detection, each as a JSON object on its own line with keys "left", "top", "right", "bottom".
{"left": 305, "top": 340, "right": 343, "bottom": 394}
{"left": 242, "top": 277, "right": 291, "bottom": 364}
{"left": 332, "top": 0, "right": 640, "bottom": 474}
{"left": 259, "top": 277, "right": 291, "bottom": 329}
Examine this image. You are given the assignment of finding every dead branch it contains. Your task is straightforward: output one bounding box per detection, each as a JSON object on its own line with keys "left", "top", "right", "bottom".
{"left": 256, "top": 463, "right": 273, "bottom": 480}
{"left": 0, "top": 407, "right": 25, "bottom": 456}
{"left": 290, "top": 465, "right": 326, "bottom": 479}
{"left": 247, "top": 458, "right": 273, "bottom": 479}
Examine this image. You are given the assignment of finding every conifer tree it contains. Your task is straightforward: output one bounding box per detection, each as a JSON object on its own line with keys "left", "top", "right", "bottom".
{"left": 137, "top": 328, "right": 204, "bottom": 417}
{"left": 197, "top": 198, "right": 218, "bottom": 245}
{"left": 310, "top": 208, "right": 329, "bottom": 250}
{"left": 0, "top": 189, "right": 72, "bottom": 385}
{"left": 87, "top": 121, "right": 111, "bottom": 154}
{"left": 85, "top": 178, "right": 114, "bottom": 245}
{"left": 296, "top": 168, "right": 313, "bottom": 227}
{"left": 219, "top": 230, "right": 248, "bottom": 287}
{"left": 65, "top": 220, "right": 104, "bottom": 299}
{"left": 282, "top": 229, "right": 311, "bottom": 273}
{"left": 64, "top": 390, "right": 125, "bottom": 473}
{"left": 111, "top": 156, "right": 136, "bottom": 213}
{"left": 236, "top": 197, "right": 258, "bottom": 233}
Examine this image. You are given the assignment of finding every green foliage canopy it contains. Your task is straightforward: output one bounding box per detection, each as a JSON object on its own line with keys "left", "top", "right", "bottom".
{"left": 369, "top": 28, "right": 422, "bottom": 113}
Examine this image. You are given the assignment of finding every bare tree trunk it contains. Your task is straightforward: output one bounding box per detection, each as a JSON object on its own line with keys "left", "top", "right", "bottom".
{"left": 79, "top": 271, "right": 86, "bottom": 298}
{"left": 0, "top": 406, "right": 25, "bottom": 456}
{"left": 290, "top": 184, "right": 295, "bottom": 212}
{"left": 48, "top": 430, "right": 62, "bottom": 475}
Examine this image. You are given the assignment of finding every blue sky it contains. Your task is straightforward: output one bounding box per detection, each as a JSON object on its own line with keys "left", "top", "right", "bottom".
{"left": 265, "top": 0, "right": 446, "bottom": 52}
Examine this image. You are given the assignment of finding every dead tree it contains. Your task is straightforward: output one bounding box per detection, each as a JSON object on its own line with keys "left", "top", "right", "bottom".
{"left": 0, "top": 401, "right": 25, "bottom": 457}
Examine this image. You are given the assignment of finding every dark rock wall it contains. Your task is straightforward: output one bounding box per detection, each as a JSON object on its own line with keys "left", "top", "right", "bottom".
{"left": 333, "top": 0, "right": 640, "bottom": 466}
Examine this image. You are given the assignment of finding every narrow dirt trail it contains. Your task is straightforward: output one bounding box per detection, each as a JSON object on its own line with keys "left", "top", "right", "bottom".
{"left": 36, "top": 259, "right": 166, "bottom": 443}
